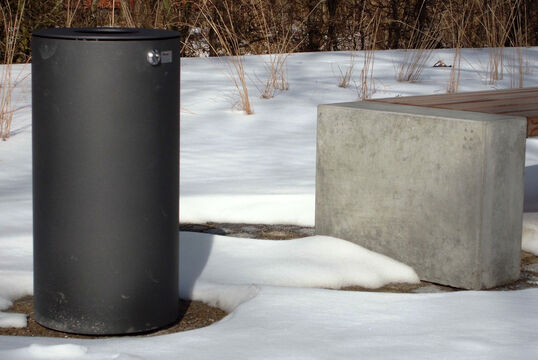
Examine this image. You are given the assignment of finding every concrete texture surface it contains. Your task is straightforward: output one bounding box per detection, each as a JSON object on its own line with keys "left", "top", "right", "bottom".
{"left": 315, "top": 101, "right": 527, "bottom": 289}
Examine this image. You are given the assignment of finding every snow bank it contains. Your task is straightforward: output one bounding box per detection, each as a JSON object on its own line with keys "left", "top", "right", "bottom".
{"left": 179, "top": 232, "right": 419, "bottom": 310}
{"left": 0, "top": 232, "right": 420, "bottom": 318}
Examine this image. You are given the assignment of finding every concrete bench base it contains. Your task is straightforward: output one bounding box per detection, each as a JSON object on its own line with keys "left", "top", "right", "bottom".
{"left": 315, "top": 101, "right": 527, "bottom": 289}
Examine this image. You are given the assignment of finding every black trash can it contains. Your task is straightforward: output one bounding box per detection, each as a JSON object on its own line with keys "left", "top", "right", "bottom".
{"left": 32, "top": 28, "right": 180, "bottom": 335}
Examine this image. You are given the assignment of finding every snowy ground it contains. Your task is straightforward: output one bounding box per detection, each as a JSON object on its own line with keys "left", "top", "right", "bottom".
{"left": 2, "top": 288, "right": 538, "bottom": 360}
{"left": 1, "top": 48, "right": 538, "bottom": 358}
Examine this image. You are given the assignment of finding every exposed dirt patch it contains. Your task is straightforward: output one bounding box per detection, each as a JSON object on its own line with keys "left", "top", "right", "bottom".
{"left": 342, "top": 281, "right": 457, "bottom": 293}
{"left": 0, "top": 296, "right": 226, "bottom": 339}
{"left": 521, "top": 251, "right": 538, "bottom": 267}
{"left": 180, "top": 222, "right": 314, "bottom": 240}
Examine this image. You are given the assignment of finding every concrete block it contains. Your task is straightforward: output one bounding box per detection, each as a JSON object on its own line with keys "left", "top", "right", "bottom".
{"left": 316, "top": 101, "right": 527, "bottom": 289}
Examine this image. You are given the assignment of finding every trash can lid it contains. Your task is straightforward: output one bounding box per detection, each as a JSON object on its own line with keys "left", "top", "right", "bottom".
{"left": 32, "top": 27, "right": 180, "bottom": 41}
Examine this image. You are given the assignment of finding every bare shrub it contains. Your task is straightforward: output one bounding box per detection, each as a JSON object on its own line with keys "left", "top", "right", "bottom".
{"left": 443, "top": 0, "right": 475, "bottom": 93}
{"left": 337, "top": 51, "right": 356, "bottom": 89}
{"left": 478, "top": 0, "right": 521, "bottom": 84}
{"left": 507, "top": 1, "right": 528, "bottom": 88}
{"left": 395, "top": 1, "right": 442, "bottom": 82}
{"left": 357, "top": 11, "right": 380, "bottom": 100}
{"left": 248, "top": 0, "right": 323, "bottom": 98}
{"left": 198, "top": 0, "right": 253, "bottom": 114}
{"left": 248, "top": 0, "right": 291, "bottom": 98}
{"left": 120, "top": 0, "right": 135, "bottom": 27}
{"left": 0, "top": 0, "right": 25, "bottom": 140}
{"left": 336, "top": 2, "right": 368, "bottom": 89}
{"left": 65, "top": 0, "right": 82, "bottom": 27}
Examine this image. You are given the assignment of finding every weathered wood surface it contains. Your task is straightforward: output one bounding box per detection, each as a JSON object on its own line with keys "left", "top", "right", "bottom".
{"left": 370, "top": 87, "right": 538, "bottom": 137}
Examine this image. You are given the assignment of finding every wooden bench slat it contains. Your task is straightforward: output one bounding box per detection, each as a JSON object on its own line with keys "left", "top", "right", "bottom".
{"left": 374, "top": 89, "right": 538, "bottom": 107}
{"left": 370, "top": 87, "right": 538, "bottom": 137}
{"left": 391, "top": 95, "right": 538, "bottom": 110}
{"left": 528, "top": 117, "right": 538, "bottom": 137}
{"left": 444, "top": 103, "right": 538, "bottom": 114}
{"left": 373, "top": 87, "right": 538, "bottom": 105}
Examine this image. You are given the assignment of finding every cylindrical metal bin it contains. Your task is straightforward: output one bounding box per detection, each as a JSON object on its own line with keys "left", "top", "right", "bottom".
{"left": 32, "top": 28, "right": 180, "bottom": 335}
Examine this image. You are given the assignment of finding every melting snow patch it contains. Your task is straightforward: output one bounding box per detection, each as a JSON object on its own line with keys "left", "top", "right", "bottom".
{"left": 0, "top": 312, "right": 26, "bottom": 328}
{"left": 0, "top": 271, "right": 33, "bottom": 302}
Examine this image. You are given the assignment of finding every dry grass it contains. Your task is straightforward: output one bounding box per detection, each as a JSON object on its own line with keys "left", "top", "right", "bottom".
{"left": 198, "top": 0, "right": 253, "bottom": 114}
{"left": 505, "top": 44, "right": 530, "bottom": 89}
{"left": 395, "top": 1, "right": 441, "bottom": 82}
{"left": 0, "top": 0, "right": 25, "bottom": 141}
{"left": 506, "top": 2, "right": 528, "bottom": 88}
{"left": 249, "top": 0, "right": 291, "bottom": 98}
{"left": 120, "top": 0, "right": 135, "bottom": 28}
{"left": 153, "top": 0, "right": 166, "bottom": 28}
{"left": 337, "top": 1, "right": 369, "bottom": 89}
{"left": 109, "top": 0, "right": 116, "bottom": 26}
{"left": 337, "top": 3, "right": 376, "bottom": 95}
{"left": 106, "top": 0, "right": 135, "bottom": 27}
{"left": 337, "top": 51, "right": 356, "bottom": 89}
{"left": 249, "top": 0, "right": 322, "bottom": 99}
{"left": 443, "top": 0, "right": 475, "bottom": 93}
{"left": 478, "top": 0, "right": 521, "bottom": 84}
{"left": 446, "top": 48, "right": 462, "bottom": 94}
{"left": 65, "top": 0, "right": 82, "bottom": 27}
{"left": 357, "top": 11, "right": 380, "bottom": 100}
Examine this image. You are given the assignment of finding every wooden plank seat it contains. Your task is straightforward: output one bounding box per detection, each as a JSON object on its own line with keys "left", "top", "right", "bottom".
{"left": 368, "top": 87, "right": 538, "bottom": 137}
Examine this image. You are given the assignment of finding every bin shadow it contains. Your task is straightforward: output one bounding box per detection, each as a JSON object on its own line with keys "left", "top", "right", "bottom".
{"left": 178, "top": 231, "right": 214, "bottom": 300}
{"left": 525, "top": 165, "right": 538, "bottom": 212}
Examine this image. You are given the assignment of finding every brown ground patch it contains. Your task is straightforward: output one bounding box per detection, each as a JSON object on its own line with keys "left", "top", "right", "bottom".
{"left": 342, "top": 281, "right": 456, "bottom": 293}
{"left": 0, "top": 296, "right": 227, "bottom": 339}
{"left": 1, "top": 223, "right": 537, "bottom": 338}
{"left": 521, "top": 251, "right": 538, "bottom": 267}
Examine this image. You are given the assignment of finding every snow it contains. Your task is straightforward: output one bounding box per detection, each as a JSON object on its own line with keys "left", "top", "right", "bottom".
{"left": 1, "top": 48, "right": 538, "bottom": 358}
{"left": 1, "top": 288, "right": 538, "bottom": 359}
{"left": 527, "top": 139, "right": 538, "bottom": 166}
{"left": 179, "top": 48, "right": 538, "bottom": 226}
{"left": 180, "top": 232, "right": 419, "bottom": 311}
{"left": 0, "top": 235, "right": 33, "bottom": 328}
{"left": 1, "top": 49, "right": 538, "bottom": 230}
{"left": 523, "top": 213, "right": 538, "bottom": 255}
{"left": 180, "top": 194, "right": 315, "bottom": 225}
{"left": 0, "top": 313, "right": 26, "bottom": 329}
{"left": 2, "top": 344, "right": 90, "bottom": 359}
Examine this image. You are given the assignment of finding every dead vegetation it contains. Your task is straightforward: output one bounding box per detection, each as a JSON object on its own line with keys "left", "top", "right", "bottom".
{"left": 1, "top": 0, "right": 536, "bottom": 63}
{"left": 0, "top": 0, "right": 25, "bottom": 140}
{"left": 0, "top": 0, "right": 535, "bottom": 124}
